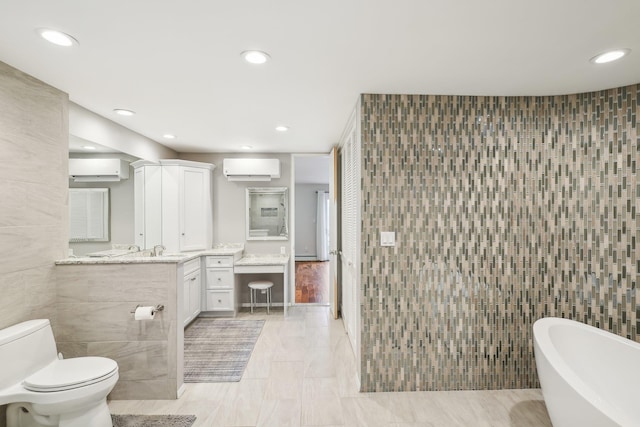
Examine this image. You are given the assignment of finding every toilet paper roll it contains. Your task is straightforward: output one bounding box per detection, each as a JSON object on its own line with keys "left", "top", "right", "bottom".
{"left": 134, "top": 306, "right": 156, "bottom": 320}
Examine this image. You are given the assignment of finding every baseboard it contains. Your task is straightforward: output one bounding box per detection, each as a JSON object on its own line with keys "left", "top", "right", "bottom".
{"left": 177, "top": 384, "right": 186, "bottom": 398}
{"left": 295, "top": 255, "right": 317, "bottom": 261}
{"left": 240, "top": 302, "right": 285, "bottom": 307}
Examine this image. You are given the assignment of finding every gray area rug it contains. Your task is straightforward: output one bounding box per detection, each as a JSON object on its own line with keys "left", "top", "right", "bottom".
{"left": 184, "top": 318, "right": 265, "bottom": 382}
{"left": 111, "top": 414, "right": 196, "bottom": 427}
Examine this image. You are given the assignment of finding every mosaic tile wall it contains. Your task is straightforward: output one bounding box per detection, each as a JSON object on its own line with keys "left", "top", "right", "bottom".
{"left": 359, "top": 85, "right": 639, "bottom": 391}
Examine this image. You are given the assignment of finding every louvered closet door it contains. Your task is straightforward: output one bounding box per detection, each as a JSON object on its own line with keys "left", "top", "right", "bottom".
{"left": 341, "top": 112, "right": 360, "bottom": 356}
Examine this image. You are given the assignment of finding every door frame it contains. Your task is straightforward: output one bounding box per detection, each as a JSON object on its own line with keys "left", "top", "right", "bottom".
{"left": 289, "top": 153, "right": 335, "bottom": 308}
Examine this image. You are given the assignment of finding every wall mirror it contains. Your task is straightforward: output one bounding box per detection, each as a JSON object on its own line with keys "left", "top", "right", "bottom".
{"left": 246, "top": 187, "right": 288, "bottom": 240}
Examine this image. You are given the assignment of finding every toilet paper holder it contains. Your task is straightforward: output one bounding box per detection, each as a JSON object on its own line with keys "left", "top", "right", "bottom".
{"left": 130, "top": 304, "right": 165, "bottom": 315}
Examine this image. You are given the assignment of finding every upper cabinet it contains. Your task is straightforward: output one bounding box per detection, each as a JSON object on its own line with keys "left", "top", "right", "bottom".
{"left": 133, "top": 160, "right": 215, "bottom": 252}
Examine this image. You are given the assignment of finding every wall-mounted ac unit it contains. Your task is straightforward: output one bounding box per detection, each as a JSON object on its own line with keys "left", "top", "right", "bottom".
{"left": 69, "top": 158, "right": 130, "bottom": 182}
{"left": 223, "top": 158, "right": 280, "bottom": 181}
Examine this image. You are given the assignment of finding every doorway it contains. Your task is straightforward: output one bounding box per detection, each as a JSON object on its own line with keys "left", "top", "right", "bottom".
{"left": 292, "top": 155, "right": 331, "bottom": 305}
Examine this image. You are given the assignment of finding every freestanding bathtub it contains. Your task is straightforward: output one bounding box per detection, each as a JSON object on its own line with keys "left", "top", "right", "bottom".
{"left": 533, "top": 317, "right": 640, "bottom": 427}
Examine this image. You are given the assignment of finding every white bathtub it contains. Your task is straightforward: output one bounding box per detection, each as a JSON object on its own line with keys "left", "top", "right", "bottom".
{"left": 533, "top": 317, "right": 640, "bottom": 427}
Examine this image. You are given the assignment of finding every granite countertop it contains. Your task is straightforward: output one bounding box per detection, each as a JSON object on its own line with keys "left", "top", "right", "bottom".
{"left": 56, "top": 243, "right": 245, "bottom": 265}
{"left": 55, "top": 253, "right": 193, "bottom": 265}
{"left": 235, "top": 254, "right": 290, "bottom": 266}
{"left": 56, "top": 244, "right": 289, "bottom": 266}
{"left": 199, "top": 243, "right": 244, "bottom": 257}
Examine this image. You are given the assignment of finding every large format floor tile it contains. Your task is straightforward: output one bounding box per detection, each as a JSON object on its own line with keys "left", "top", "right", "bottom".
{"left": 109, "top": 306, "right": 552, "bottom": 427}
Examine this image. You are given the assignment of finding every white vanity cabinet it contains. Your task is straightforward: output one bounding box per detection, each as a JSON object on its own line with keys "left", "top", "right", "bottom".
{"left": 204, "top": 256, "right": 236, "bottom": 314}
{"left": 133, "top": 160, "right": 214, "bottom": 253}
{"left": 182, "top": 258, "right": 201, "bottom": 326}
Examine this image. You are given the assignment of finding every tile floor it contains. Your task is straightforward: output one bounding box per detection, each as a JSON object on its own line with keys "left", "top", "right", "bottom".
{"left": 108, "top": 306, "right": 553, "bottom": 427}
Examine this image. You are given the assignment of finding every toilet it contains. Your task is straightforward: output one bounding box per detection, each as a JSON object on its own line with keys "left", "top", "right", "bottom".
{"left": 0, "top": 319, "right": 119, "bottom": 427}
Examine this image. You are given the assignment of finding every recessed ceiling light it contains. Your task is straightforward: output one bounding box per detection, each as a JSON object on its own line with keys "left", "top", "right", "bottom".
{"left": 275, "top": 125, "right": 289, "bottom": 132}
{"left": 82, "top": 145, "right": 96, "bottom": 150}
{"left": 590, "top": 49, "right": 630, "bottom": 64}
{"left": 241, "top": 50, "right": 270, "bottom": 64}
{"left": 36, "top": 28, "right": 78, "bottom": 47}
{"left": 163, "top": 134, "right": 177, "bottom": 139}
{"left": 113, "top": 109, "right": 135, "bottom": 116}
{"left": 241, "top": 145, "right": 253, "bottom": 150}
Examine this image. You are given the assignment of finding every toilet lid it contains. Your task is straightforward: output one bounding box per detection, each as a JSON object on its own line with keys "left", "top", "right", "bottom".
{"left": 23, "top": 357, "right": 118, "bottom": 392}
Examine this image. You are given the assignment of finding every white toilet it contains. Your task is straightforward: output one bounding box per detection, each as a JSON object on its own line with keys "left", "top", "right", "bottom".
{"left": 0, "top": 319, "right": 119, "bottom": 427}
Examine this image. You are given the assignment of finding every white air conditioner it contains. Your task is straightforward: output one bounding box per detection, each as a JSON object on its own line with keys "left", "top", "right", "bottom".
{"left": 223, "top": 158, "right": 280, "bottom": 181}
{"left": 69, "top": 158, "right": 130, "bottom": 182}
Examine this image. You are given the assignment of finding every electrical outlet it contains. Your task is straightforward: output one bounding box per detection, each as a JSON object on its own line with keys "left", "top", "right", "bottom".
{"left": 280, "top": 246, "right": 286, "bottom": 254}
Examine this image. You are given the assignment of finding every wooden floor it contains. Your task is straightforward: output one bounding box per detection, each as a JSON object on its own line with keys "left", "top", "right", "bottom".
{"left": 295, "top": 261, "right": 329, "bottom": 304}
{"left": 109, "top": 306, "right": 553, "bottom": 427}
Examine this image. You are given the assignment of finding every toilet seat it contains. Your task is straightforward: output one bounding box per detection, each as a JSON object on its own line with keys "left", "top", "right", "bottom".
{"left": 23, "top": 357, "right": 118, "bottom": 392}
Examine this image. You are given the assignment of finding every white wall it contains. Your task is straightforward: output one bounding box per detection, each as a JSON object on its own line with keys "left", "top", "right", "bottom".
{"left": 295, "top": 183, "right": 329, "bottom": 259}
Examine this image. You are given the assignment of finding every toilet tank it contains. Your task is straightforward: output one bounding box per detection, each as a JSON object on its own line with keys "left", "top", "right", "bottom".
{"left": 0, "top": 319, "right": 58, "bottom": 388}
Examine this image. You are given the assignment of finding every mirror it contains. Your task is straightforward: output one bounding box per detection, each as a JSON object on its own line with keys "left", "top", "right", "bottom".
{"left": 246, "top": 187, "right": 288, "bottom": 240}
{"left": 68, "top": 137, "right": 139, "bottom": 256}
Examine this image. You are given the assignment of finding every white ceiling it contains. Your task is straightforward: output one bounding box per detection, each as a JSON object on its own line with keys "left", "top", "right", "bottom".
{"left": 1, "top": 1, "right": 639, "bottom": 154}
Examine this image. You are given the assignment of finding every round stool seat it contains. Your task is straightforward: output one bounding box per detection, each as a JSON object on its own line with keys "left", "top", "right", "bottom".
{"left": 248, "top": 280, "right": 274, "bottom": 290}
{"left": 248, "top": 281, "right": 274, "bottom": 314}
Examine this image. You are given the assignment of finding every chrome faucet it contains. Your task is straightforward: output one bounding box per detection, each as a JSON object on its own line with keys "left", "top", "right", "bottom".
{"left": 128, "top": 244, "right": 140, "bottom": 252}
{"left": 153, "top": 245, "right": 166, "bottom": 257}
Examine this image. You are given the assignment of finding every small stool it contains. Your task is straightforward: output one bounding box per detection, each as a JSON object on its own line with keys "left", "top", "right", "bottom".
{"left": 248, "top": 280, "right": 274, "bottom": 314}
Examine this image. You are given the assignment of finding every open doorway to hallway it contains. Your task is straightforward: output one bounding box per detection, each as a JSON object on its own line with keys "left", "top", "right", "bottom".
{"left": 295, "top": 260, "right": 330, "bottom": 303}
{"left": 293, "top": 155, "right": 330, "bottom": 305}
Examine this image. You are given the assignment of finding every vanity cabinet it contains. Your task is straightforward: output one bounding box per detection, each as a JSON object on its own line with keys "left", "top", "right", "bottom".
{"left": 133, "top": 160, "right": 214, "bottom": 253}
{"left": 204, "top": 256, "right": 236, "bottom": 314}
{"left": 182, "top": 258, "right": 201, "bottom": 326}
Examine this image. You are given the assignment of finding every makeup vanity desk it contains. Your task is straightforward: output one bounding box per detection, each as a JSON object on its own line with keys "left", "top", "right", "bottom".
{"left": 233, "top": 254, "right": 290, "bottom": 316}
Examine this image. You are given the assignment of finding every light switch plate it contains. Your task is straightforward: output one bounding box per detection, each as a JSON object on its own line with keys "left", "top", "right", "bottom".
{"left": 380, "top": 231, "right": 395, "bottom": 246}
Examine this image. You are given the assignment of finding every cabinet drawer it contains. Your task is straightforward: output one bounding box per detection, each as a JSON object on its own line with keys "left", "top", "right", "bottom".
{"left": 206, "top": 268, "right": 234, "bottom": 289}
{"left": 206, "top": 256, "right": 234, "bottom": 268}
{"left": 183, "top": 258, "right": 201, "bottom": 275}
{"left": 206, "top": 289, "right": 234, "bottom": 311}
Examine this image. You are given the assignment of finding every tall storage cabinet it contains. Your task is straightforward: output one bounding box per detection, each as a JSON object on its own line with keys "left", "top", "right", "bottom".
{"left": 133, "top": 164, "right": 162, "bottom": 249}
{"left": 133, "top": 160, "right": 215, "bottom": 253}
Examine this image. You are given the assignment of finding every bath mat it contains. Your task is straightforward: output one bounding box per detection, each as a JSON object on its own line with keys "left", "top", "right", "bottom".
{"left": 184, "top": 318, "right": 264, "bottom": 382}
{"left": 111, "top": 414, "right": 196, "bottom": 427}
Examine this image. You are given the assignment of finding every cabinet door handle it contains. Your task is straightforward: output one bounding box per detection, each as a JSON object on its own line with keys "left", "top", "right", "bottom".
{"left": 218, "top": 299, "right": 222, "bottom": 303}
{"left": 191, "top": 277, "right": 196, "bottom": 281}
